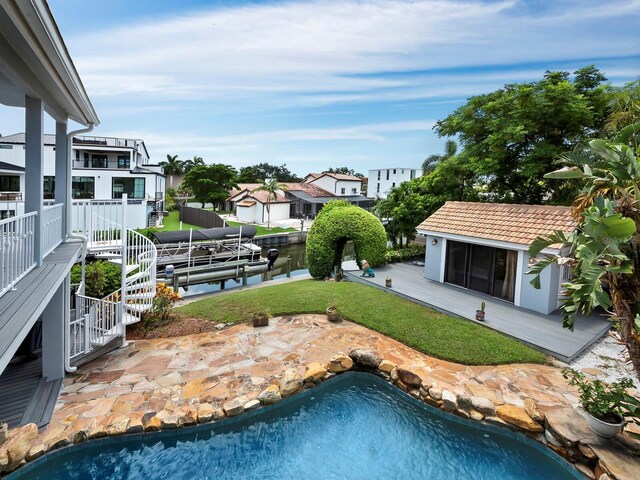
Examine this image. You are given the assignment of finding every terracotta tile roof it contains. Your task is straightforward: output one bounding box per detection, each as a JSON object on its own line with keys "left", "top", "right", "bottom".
{"left": 417, "top": 201, "right": 577, "bottom": 247}
{"left": 281, "top": 182, "right": 334, "bottom": 198}
{"left": 237, "top": 200, "right": 256, "bottom": 207}
{"left": 228, "top": 183, "right": 262, "bottom": 199}
{"left": 323, "top": 173, "right": 362, "bottom": 182}
{"left": 240, "top": 190, "right": 290, "bottom": 204}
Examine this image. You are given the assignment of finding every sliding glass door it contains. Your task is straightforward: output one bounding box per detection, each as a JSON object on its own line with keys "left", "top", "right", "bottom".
{"left": 444, "top": 240, "right": 517, "bottom": 302}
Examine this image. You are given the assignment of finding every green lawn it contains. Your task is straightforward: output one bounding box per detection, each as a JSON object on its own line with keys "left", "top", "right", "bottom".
{"left": 226, "top": 220, "right": 296, "bottom": 236}
{"left": 158, "top": 210, "right": 199, "bottom": 231}
{"left": 177, "top": 280, "right": 546, "bottom": 366}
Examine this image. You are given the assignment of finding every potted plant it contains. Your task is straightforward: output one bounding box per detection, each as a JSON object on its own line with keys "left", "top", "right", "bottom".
{"left": 326, "top": 302, "right": 341, "bottom": 322}
{"left": 563, "top": 368, "right": 634, "bottom": 438}
{"left": 385, "top": 276, "right": 392, "bottom": 288}
{"left": 475, "top": 301, "right": 485, "bottom": 321}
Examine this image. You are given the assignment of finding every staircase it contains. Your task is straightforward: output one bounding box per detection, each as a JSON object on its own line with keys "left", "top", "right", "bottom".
{"left": 69, "top": 202, "right": 157, "bottom": 361}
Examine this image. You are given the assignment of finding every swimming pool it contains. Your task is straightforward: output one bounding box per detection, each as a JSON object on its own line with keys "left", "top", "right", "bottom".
{"left": 11, "top": 373, "right": 582, "bottom": 479}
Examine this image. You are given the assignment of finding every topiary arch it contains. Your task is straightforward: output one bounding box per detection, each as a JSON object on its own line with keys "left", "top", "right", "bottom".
{"left": 306, "top": 200, "right": 387, "bottom": 278}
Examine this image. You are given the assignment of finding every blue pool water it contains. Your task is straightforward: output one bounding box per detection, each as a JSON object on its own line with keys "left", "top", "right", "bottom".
{"left": 13, "top": 373, "right": 581, "bottom": 480}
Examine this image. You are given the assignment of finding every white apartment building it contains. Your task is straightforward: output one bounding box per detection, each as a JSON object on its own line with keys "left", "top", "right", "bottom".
{"left": 366, "top": 167, "right": 422, "bottom": 199}
{"left": 0, "top": 133, "right": 166, "bottom": 227}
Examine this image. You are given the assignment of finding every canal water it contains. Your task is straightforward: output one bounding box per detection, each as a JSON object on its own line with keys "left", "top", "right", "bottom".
{"left": 176, "top": 242, "right": 355, "bottom": 298}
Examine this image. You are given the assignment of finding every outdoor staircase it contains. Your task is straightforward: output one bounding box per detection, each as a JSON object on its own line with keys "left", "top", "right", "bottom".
{"left": 69, "top": 207, "right": 157, "bottom": 361}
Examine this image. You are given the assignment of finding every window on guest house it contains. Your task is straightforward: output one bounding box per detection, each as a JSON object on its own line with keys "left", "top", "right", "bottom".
{"left": 340, "top": 187, "right": 346, "bottom": 194}
{"left": 0, "top": 175, "right": 20, "bottom": 192}
{"left": 351, "top": 188, "right": 357, "bottom": 194}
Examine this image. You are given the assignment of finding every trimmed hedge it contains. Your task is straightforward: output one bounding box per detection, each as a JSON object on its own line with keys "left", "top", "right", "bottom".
{"left": 384, "top": 244, "right": 425, "bottom": 263}
{"left": 306, "top": 200, "right": 387, "bottom": 278}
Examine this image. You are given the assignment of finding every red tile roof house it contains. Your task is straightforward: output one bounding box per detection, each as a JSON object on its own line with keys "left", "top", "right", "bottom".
{"left": 229, "top": 189, "right": 291, "bottom": 224}
{"left": 416, "top": 202, "right": 577, "bottom": 315}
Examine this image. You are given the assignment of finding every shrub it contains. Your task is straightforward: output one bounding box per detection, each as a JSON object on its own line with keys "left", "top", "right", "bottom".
{"left": 71, "top": 260, "right": 122, "bottom": 298}
{"left": 144, "top": 283, "right": 181, "bottom": 329}
{"left": 384, "top": 243, "right": 425, "bottom": 263}
{"left": 306, "top": 200, "right": 387, "bottom": 278}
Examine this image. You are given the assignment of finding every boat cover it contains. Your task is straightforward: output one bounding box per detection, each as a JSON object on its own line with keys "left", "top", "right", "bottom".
{"left": 152, "top": 226, "right": 258, "bottom": 244}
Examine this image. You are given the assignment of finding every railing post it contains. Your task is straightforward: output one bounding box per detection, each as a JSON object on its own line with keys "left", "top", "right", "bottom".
{"left": 121, "top": 194, "right": 128, "bottom": 339}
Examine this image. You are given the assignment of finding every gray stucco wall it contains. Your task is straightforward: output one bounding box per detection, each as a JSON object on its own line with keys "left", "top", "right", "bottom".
{"left": 424, "top": 235, "right": 443, "bottom": 282}
{"left": 519, "top": 251, "right": 560, "bottom": 315}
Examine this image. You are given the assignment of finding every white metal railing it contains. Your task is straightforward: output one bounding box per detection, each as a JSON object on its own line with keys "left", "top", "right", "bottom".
{"left": 0, "top": 212, "right": 37, "bottom": 296}
{"left": 73, "top": 294, "right": 121, "bottom": 357}
{"left": 71, "top": 200, "right": 124, "bottom": 243}
{"left": 42, "top": 203, "right": 64, "bottom": 256}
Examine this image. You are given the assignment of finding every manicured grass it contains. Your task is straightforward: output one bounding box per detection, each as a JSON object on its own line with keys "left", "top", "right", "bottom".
{"left": 177, "top": 280, "right": 547, "bottom": 366}
{"left": 157, "top": 210, "right": 199, "bottom": 231}
{"left": 226, "top": 220, "right": 296, "bottom": 237}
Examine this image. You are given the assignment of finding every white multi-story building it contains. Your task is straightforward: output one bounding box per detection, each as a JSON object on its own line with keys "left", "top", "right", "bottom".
{"left": 366, "top": 168, "right": 422, "bottom": 199}
{"left": 0, "top": 133, "right": 166, "bottom": 228}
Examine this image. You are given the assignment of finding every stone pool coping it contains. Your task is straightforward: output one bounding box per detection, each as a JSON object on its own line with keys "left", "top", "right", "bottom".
{"left": 1, "top": 315, "right": 639, "bottom": 478}
{"left": 6, "top": 371, "right": 585, "bottom": 479}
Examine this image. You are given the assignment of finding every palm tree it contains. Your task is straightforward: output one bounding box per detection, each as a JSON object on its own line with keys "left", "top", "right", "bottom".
{"left": 183, "top": 156, "right": 205, "bottom": 174}
{"left": 422, "top": 140, "right": 458, "bottom": 175}
{"left": 159, "top": 154, "right": 184, "bottom": 187}
{"left": 254, "top": 178, "right": 288, "bottom": 230}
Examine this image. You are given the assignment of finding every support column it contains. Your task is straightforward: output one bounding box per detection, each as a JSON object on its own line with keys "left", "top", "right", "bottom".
{"left": 42, "top": 279, "right": 67, "bottom": 380}
{"left": 55, "top": 121, "right": 69, "bottom": 238}
{"left": 25, "top": 95, "right": 44, "bottom": 266}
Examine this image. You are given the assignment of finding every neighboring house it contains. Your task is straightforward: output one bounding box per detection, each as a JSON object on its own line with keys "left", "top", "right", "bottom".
{"left": 282, "top": 182, "right": 373, "bottom": 218}
{"left": 416, "top": 202, "right": 577, "bottom": 315}
{"left": 366, "top": 167, "right": 422, "bottom": 199}
{"left": 234, "top": 190, "right": 291, "bottom": 224}
{"left": 0, "top": 1, "right": 156, "bottom": 429}
{"left": 305, "top": 172, "right": 363, "bottom": 196}
{"left": 0, "top": 133, "right": 166, "bottom": 228}
{"left": 224, "top": 183, "right": 262, "bottom": 212}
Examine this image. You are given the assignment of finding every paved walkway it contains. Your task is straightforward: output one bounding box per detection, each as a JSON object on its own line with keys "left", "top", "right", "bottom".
{"left": 344, "top": 262, "right": 611, "bottom": 362}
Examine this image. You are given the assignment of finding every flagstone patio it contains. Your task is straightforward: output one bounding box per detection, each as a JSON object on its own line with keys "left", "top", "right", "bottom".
{"left": 5, "top": 315, "right": 639, "bottom": 479}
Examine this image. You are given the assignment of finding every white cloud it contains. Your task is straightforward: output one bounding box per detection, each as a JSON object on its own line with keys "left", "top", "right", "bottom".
{"left": 68, "top": 0, "right": 640, "bottom": 104}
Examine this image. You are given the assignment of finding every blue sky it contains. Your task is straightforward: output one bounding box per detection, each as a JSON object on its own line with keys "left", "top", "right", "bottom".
{"left": 3, "top": 0, "right": 639, "bottom": 176}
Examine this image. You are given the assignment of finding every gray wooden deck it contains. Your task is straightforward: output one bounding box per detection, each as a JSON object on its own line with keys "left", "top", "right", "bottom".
{"left": 343, "top": 262, "right": 611, "bottom": 362}
{"left": 0, "top": 241, "right": 82, "bottom": 372}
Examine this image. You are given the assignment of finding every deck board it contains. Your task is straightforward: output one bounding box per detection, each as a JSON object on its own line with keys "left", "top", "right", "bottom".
{"left": 344, "top": 262, "right": 610, "bottom": 362}
{"left": 0, "top": 242, "right": 82, "bottom": 372}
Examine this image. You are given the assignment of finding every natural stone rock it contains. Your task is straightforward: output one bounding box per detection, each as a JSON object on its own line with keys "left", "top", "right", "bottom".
{"left": 409, "top": 390, "right": 420, "bottom": 399}
{"left": 396, "top": 380, "right": 409, "bottom": 392}
{"left": 598, "top": 474, "right": 611, "bottom": 480}
{"left": 327, "top": 354, "right": 353, "bottom": 373}
{"left": 3, "top": 423, "right": 37, "bottom": 471}
{"left": 496, "top": 405, "right": 542, "bottom": 432}
{"left": 484, "top": 416, "right": 509, "bottom": 428}
{"left": 87, "top": 419, "right": 107, "bottom": 439}
{"left": 418, "top": 387, "right": 429, "bottom": 399}
{"left": 244, "top": 399, "right": 260, "bottom": 411}
{"left": 106, "top": 417, "right": 130, "bottom": 436}
{"left": 578, "top": 443, "right": 597, "bottom": 461}
{"left": 72, "top": 429, "right": 89, "bottom": 443}
{"left": 163, "top": 415, "right": 179, "bottom": 429}
{"left": 542, "top": 406, "right": 599, "bottom": 446}
{"left": 144, "top": 416, "right": 162, "bottom": 432}
{"left": 303, "top": 362, "right": 327, "bottom": 383}
{"left": 575, "top": 463, "right": 595, "bottom": 479}
{"left": 455, "top": 409, "right": 470, "bottom": 419}
{"left": 0, "top": 447, "right": 7, "bottom": 473}
{"left": 423, "top": 397, "right": 442, "bottom": 409}
{"left": 457, "top": 393, "right": 473, "bottom": 410}
{"left": 469, "top": 409, "right": 484, "bottom": 421}
{"left": 441, "top": 390, "right": 457, "bottom": 411}
{"left": 396, "top": 368, "right": 422, "bottom": 389}
{"left": 126, "top": 413, "right": 144, "bottom": 434}
{"left": 0, "top": 423, "right": 7, "bottom": 443}
{"left": 348, "top": 348, "right": 382, "bottom": 369}
{"left": 280, "top": 368, "right": 303, "bottom": 397}
{"left": 378, "top": 360, "right": 396, "bottom": 373}
{"left": 252, "top": 312, "right": 269, "bottom": 327}
{"left": 390, "top": 367, "right": 399, "bottom": 382}
{"left": 179, "top": 406, "right": 198, "bottom": 426}
{"left": 428, "top": 387, "right": 442, "bottom": 401}
{"left": 544, "top": 429, "right": 562, "bottom": 447}
{"left": 471, "top": 396, "right": 496, "bottom": 416}
{"left": 258, "top": 385, "right": 282, "bottom": 405}
{"left": 223, "top": 398, "right": 244, "bottom": 417}
{"left": 197, "top": 403, "right": 215, "bottom": 423}
{"left": 524, "top": 398, "right": 545, "bottom": 423}
{"left": 211, "top": 407, "right": 225, "bottom": 421}
{"left": 589, "top": 443, "right": 640, "bottom": 480}
{"left": 26, "top": 443, "right": 46, "bottom": 462}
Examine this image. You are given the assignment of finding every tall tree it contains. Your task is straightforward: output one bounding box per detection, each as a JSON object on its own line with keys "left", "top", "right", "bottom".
{"left": 253, "top": 179, "right": 288, "bottom": 230}
{"left": 181, "top": 164, "right": 238, "bottom": 208}
{"left": 159, "top": 154, "right": 184, "bottom": 188}
{"left": 422, "top": 140, "right": 457, "bottom": 175}
{"left": 323, "top": 167, "right": 364, "bottom": 178}
{"left": 183, "top": 156, "right": 205, "bottom": 174}
{"left": 605, "top": 80, "right": 640, "bottom": 146}
{"left": 237, "top": 163, "right": 301, "bottom": 183}
{"left": 435, "top": 66, "right": 610, "bottom": 204}
{"left": 528, "top": 136, "right": 640, "bottom": 375}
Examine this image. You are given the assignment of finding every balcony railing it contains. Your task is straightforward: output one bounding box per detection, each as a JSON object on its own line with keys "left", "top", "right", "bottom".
{"left": 72, "top": 160, "right": 131, "bottom": 170}
{"left": 0, "top": 212, "right": 36, "bottom": 296}
{"left": 72, "top": 135, "right": 139, "bottom": 148}
{"left": 42, "top": 203, "right": 64, "bottom": 257}
{"left": 0, "top": 192, "right": 22, "bottom": 201}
